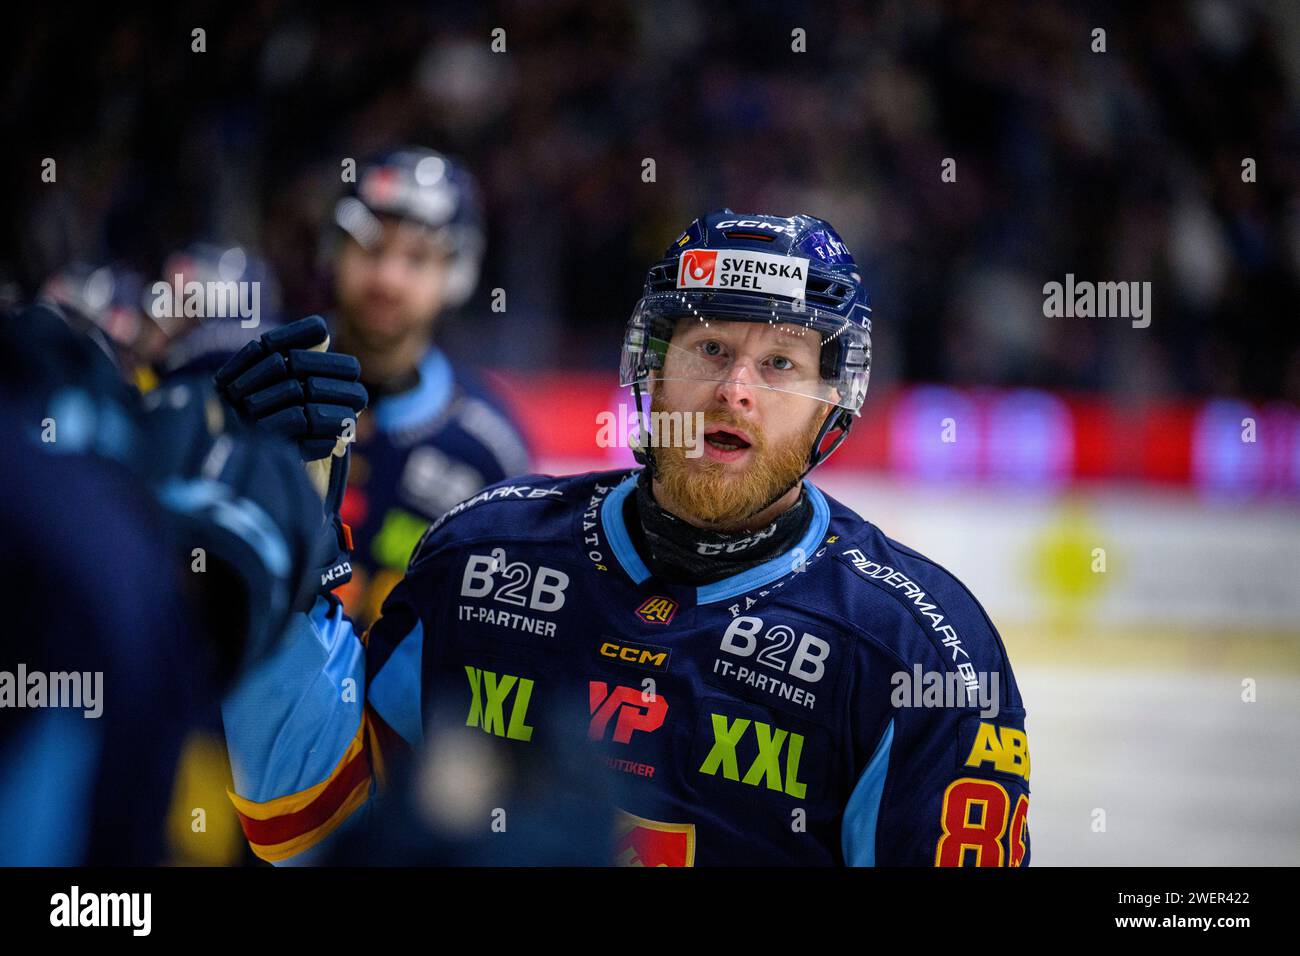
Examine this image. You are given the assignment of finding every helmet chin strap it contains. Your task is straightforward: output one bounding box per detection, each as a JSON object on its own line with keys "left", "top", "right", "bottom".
{"left": 633, "top": 379, "right": 854, "bottom": 526}
{"left": 629, "top": 381, "right": 659, "bottom": 479}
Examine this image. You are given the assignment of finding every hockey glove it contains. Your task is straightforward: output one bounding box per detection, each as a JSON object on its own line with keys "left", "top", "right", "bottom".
{"left": 214, "top": 315, "right": 368, "bottom": 592}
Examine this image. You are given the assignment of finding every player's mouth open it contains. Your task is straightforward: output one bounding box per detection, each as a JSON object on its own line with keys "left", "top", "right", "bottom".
{"left": 702, "top": 426, "right": 753, "bottom": 462}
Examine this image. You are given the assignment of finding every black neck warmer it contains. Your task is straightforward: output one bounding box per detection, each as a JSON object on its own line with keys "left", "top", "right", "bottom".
{"left": 624, "top": 468, "right": 812, "bottom": 586}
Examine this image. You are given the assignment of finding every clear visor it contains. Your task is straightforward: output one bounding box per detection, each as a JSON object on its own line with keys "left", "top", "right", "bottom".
{"left": 619, "top": 295, "right": 870, "bottom": 413}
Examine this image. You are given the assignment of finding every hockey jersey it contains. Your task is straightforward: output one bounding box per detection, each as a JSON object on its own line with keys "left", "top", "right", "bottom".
{"left": 337, "top": 345, "right": 530, "bottom": 628}
{"left": 222, "top": 469, "right": 1031, "bottom": 866}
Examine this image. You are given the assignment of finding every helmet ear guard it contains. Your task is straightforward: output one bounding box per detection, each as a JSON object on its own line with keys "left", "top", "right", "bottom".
{"left": 807, "top": 404, "right": 855, "bottom": 471}
{"left": 442, "top": 235, "right": 484, "bottom": 309}
{"left": 629, "top": 379, "right": 657, "bottom": 475}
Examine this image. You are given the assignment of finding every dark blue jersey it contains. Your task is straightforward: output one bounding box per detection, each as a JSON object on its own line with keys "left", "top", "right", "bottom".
{"left": 0, "top": 414, "right": 206, "bottom": 865}
{"left": 223, "top": 469, "right": 1030, "bottom": 866}
{"left": 338, "top": 346, "right": 530, "bottom": 628}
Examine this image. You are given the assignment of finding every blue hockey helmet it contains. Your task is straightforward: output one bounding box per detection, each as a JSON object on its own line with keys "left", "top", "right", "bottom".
{"left": 333, "top": 146, "right": 485, "bottom": 308}
{"left": 41, "top": 262, "right": 152, "bottom": 353}
{"left": 620, "top": 210, "right": 872, "bottom": 470}
{"left": 151, "top": 242, "right": 283, "bottom": 377}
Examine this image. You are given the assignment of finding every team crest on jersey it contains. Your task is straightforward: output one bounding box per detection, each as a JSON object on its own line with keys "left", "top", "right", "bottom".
{"left": 634, "top": 596, "right": 678, "bottom": 625}
{"left": 613, "top": 810, "right": 696, "bottom": 867}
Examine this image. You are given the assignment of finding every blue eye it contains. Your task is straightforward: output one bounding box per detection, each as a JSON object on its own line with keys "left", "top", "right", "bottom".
{"left": 769, "top": 355, "right": 794, "bottom": 371}
{"left": 701, "top": 340, "right": 724, "bottom": 357}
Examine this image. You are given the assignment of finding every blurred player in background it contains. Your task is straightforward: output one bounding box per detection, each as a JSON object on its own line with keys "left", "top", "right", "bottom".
{"left": 40, "top": 263, "right": 167, "bottom": 392}
{"left": 152, "top": 242, "right": 285, "bottom": 381}
{"left": 0, "top": 301, "right": 333, "bottom": 864}
{"left": 142, "top": 242, "right": 294, "bottom": 865}
{"left": 327, "top": 147, "right": 530, "bottom": 628}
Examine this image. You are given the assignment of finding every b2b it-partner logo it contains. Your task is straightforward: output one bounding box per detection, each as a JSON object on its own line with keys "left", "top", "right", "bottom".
{"left": 460, "top": 548, "right": 569, "bottom": 611}
{"left": 459, "top": 548, "right": 570, "bottom": 637}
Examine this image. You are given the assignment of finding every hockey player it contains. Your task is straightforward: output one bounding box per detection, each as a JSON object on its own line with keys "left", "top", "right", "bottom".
{"left": 219, "top": 211, "right": 1031, "bottom": 866}
{"left": 326, "top": 147, "right": 530, "bottom": 628}
{"left": 0, "top": 302, "right": 335, "bottom": 864}
{"left": 153, "top": 241, "right": 286, "bottom": 380}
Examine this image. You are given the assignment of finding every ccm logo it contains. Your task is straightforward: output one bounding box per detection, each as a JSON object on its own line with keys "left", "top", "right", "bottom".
{"left": 599, "top": 640, "right": 670, "bottom": 670}
{"left": 679, "top": 250, "right": 717, "bottom": 286}
{"left": 715, "top": 219, "right": 793, "bottom": 235}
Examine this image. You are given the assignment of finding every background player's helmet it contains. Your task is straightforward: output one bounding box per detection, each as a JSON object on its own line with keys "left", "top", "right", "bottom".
{"left": 40, "top": 263, "right": 162, "bottom": 374}
{"left": 619, "top": 209, "right": 872, "bottom": 470}
{"left": 333, "top": 146, "right": 485, "bottom": 309}
{"left": 152, "top": 242, "right": 284, "bottom": 378}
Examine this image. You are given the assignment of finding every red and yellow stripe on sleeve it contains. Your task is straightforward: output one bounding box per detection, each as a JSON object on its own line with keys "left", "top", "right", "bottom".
{"left": 227, "top": 716, "right": 374, "bottom": 863}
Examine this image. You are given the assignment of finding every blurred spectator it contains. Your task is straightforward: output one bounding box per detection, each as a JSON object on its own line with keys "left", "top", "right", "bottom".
{"left": 4, "top": 0, "right": 1298, "bottom": 400}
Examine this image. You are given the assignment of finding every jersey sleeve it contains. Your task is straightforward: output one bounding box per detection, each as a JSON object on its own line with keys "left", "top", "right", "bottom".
{"left": 452, "top": 389, "right": 532, "bottom": 486}
{"left": 220, "top": 586, "right": 429, "bottom": 863}
{"left": 840, "top": 611, "right": 1031, "bottom": 867}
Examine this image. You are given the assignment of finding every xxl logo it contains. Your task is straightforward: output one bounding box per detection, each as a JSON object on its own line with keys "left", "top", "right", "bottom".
{"left": 679, "top": 249, "right": 717, "bottom": 286}
{"left": 461, "top": 547, "right": 569, "bottom": 612}
{"left": 588, "top": 682, "right": 667, "bottom": 744}
{"left": 698, "top": 714, "right": 808, "bottom": 798}
{"left": 465, "top": 666, "right": 535, "bottom": 742}
{"left": 719, "top": 616, "right": 830, "bottom": 683}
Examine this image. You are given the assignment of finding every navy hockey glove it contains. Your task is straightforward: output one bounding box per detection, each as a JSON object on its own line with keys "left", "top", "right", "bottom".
{"left": 214, "top": 315, "right": 368, "bottom": 591}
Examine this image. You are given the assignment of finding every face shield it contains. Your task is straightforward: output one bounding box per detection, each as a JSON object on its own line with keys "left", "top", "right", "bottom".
{"left": 619, "top": 292, "right": 871, "bottom": 414}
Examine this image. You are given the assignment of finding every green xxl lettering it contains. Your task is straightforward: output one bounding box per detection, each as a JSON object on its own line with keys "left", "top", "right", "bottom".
{"left": 465, "top": 666, "right": 535, "bottom": 742}
{"left": 698, "top": 714, "right": 807, "bottom": 798}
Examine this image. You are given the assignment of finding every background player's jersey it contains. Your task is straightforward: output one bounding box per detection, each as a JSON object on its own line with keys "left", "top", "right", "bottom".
{"left": 337, "top": 345, "right": 530, "bottom": 627}
{"left": 224, "top": 469, "right": 1030, "bottom": 866}
{"left": 0, "top": 409, "right": 209, "bottom": 865}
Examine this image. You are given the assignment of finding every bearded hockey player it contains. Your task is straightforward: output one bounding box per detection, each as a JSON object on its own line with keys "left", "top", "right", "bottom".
{"left": 220, "top": 211, "right": 1031, "bottom": 866}
{"left": 328, "top": 147, "right": 530, "bottom": 628}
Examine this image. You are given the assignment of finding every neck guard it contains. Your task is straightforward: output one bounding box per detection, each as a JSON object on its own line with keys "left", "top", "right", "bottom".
{"left": 626, "top": 468, "right": 811, "bottom": 585}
